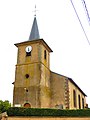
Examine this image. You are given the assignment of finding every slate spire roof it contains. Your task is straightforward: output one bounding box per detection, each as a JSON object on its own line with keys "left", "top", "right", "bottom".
{"left": 29, "top": 16, "right": 40, "bottom": 40}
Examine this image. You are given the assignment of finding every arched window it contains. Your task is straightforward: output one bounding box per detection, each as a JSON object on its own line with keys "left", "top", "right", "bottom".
{"left": 78, "top": 94, "right": 81, "bottom": 109}
{"left": 82, "top": 98, "right": 84, "bottom": 109}
{"left": 73, "top": 90, "right": 77, "bottom": 107}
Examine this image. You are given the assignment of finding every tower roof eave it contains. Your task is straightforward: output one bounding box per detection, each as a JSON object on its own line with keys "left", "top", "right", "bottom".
{"left": 14, "top": 39, "right": 53, "bottom": 52}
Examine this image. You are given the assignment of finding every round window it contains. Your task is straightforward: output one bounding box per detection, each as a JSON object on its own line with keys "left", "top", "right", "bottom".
{"left": 25, "top": 74, "right": 29, "bottom": 78}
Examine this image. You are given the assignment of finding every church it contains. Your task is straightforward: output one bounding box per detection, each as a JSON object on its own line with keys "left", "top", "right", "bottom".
{"left": 13, "top": 16, "right": 87, "bottom": 109}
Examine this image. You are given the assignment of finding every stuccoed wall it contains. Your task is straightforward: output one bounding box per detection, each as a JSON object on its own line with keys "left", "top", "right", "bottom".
{"left": 50, "top": 72, "right": 66, "bottom": 108}
{"left": 13, "top": 40, "right": 52, "bottom": 108}
{"left": 68, "top": 80, "right": 86, "bottom": 109}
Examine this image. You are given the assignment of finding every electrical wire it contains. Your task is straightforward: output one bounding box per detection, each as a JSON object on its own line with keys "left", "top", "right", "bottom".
{"left": 70, "top": 0, "right": 90, "bottom": 45}
{"left": 81, "top": 0, "right": 90, "bottom": 25}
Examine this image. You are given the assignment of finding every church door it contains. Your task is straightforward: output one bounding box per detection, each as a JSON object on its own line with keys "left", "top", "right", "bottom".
{"left": 24, "top": 103, "right": 31, "bottom": 108}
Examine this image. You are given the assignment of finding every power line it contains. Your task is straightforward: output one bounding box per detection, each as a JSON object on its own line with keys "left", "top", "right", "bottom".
{"left": 81, "top": 0, "right": 90, "bottom": 25}
{"left": 70, "top": 0, "right": 90, "bottom": 45}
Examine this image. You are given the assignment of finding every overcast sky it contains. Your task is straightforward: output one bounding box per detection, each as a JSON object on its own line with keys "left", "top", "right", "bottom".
{"left": 0, "top": 0, "right": 90, "bottom": 107}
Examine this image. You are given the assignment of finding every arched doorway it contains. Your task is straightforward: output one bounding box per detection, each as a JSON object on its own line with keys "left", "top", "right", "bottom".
{"left": 24, "top": 103, "right": 31, "bottom": 108}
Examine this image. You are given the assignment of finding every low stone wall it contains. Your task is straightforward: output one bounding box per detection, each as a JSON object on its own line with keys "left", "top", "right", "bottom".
{"left": 0, "top": 112, "right": 8, "bottom": 120}
{"left": 8, "top": 117, "right": 90, "bottom": 120}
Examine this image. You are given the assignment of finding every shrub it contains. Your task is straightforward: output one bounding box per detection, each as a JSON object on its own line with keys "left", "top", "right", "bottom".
{"left": 0, "top": 100, "right": 11, "bottom": 113}
{"left": 7, "top": 107, "right": 90, "bottom": 117}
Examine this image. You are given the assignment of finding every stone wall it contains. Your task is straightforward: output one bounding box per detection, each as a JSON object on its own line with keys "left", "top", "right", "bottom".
{"left": 0, "top": 112, "right": 8, "bottom": 120}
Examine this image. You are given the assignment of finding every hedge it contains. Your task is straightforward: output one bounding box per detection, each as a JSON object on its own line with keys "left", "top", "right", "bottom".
{"left": 7, "top": 107, "right": 90, "bottom": 117}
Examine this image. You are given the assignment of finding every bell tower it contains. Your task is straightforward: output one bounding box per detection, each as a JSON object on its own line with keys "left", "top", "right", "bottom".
{"left": 13, "top": 16, "right": 53, "bottom": 108}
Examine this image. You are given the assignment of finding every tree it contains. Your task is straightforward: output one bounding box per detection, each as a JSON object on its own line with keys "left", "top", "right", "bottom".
{"left": 0, "top": 100, "right": 11, "bottom": 113}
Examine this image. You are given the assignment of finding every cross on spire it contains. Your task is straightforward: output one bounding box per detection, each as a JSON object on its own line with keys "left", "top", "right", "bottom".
{"left": 29, "top": 5, "right": 40, "bottom": 41}
{"left": 33, "top": 5, "right": 38, "bottom": 17}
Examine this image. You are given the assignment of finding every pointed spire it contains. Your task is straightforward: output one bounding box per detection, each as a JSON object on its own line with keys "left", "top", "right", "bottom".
{"left": 29, "top": 15, "right": 40, "bottom": 41}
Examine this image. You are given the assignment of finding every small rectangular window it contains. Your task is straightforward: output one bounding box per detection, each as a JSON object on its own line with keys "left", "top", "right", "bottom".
{"left": 44, "top": 50, "right": 46, "bottom": 59}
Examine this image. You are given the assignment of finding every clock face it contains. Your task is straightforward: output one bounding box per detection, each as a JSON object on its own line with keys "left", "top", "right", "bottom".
{"left": 25, "top": 46, "right": 32, "bottom": 53}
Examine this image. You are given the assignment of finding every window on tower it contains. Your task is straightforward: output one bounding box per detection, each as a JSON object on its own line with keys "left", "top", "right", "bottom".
{"left": 26, "top": 51, "right": 31, "bottom": 56}
{"left": 44, "top": 50, "right": 47, "bottom": 59}
{"left": 25, "top": 74, "right": 29, "bottom": 79}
